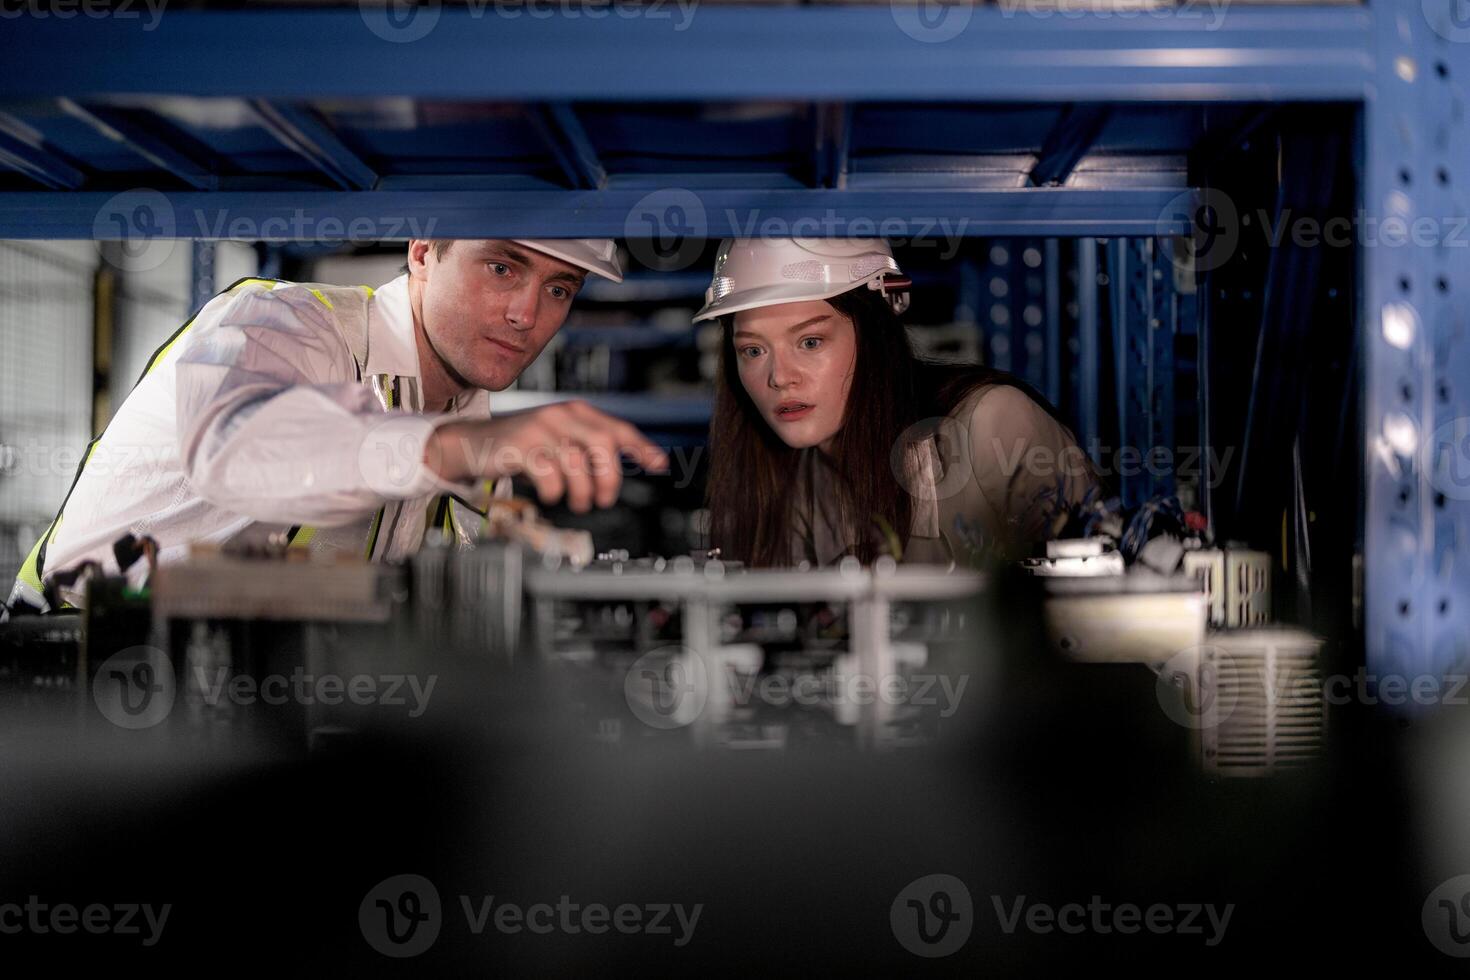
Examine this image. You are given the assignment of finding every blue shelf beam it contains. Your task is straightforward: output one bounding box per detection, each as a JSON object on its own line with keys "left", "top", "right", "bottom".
{"left": 0, "top": 113, "right": 84, "bottom": 190}
{"left": 813, "top": 103, "right": 852, "bottom": 191}
{"left": 55, "top": 100, "right": 219, "bottom": 191}
{"left": 0, "top": 186, "right": 1198, "bottom": 240}
{"left": 1028, "top": 105, "right": 1111, "bottom": 188}
{"left": 0, "top": 8, "right": 1374, "bottom": 103}
{"left": 525, "top": 104, "right": 607, "bottom": 191}
{"left": 248, "top": 100, "right": 378, "bottom": 192}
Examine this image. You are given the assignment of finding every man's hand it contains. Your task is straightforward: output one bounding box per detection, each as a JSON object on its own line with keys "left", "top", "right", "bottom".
{"left": 423, "top": 401, "right": 669, "bottom": 513}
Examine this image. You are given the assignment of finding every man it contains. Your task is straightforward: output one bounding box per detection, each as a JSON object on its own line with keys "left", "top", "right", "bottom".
{"left": 8, "top": 238, "right": 666, "bottom": 611}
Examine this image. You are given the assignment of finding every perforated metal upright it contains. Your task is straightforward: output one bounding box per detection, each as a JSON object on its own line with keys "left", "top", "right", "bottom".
{"left": 1366, "top": 1, "right": 1470, "bottom": 687}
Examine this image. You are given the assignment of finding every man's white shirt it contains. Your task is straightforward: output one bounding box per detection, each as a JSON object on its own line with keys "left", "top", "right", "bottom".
{"left": 43, "top": 274, "right": 487, "bottom": 606}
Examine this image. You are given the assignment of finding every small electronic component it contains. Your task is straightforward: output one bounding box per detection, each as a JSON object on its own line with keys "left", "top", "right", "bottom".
{"left": 480, "top": 484, "right": 595, "bottom": 568}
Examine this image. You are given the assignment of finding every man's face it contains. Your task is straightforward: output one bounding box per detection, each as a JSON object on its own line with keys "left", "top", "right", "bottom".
{"left": 413, "top": 240, "right": 585, "bottom": 392}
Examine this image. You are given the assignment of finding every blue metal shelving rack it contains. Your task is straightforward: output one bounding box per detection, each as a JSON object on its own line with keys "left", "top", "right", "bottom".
{"left": 0, "top": 1, "right": 1464, "bottom": 690}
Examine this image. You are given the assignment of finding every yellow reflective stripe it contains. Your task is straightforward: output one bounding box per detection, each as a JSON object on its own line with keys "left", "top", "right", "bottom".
{"left": 140, "top": 277, "right": 278, "bottom": 378}
{"left": 361, "top": 374, "right": 401, "bottom": 560}
{"left": 15, "top": 525, "right": 51, "bottom": 592}
{"left": 15, "top": 279, "right": 283, "bottom": 598}
{"left": 365, "top": 506, "right": 385, "bottom": 560}
{"left": 14, "top": 275, "right": 377, "bottom": 602}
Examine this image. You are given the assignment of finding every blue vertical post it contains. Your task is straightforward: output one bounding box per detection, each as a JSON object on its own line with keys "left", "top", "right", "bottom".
{"left": 1148, "top": 239, "right": 1177, "bottom": 502}
{"left": 1110, "top": 237, "right": 1157, "bottom": 507}
{"left": 1017, "top": 238, "right": 1046, "bottom": 394}
{"left": 1044, "top": 238, "right": 1061, "bottom": 408}
{"left": 1163, "top": 236, "right": 1199, "bottom": 512}
{"left": 974, "top": 246, "right": 1011, "bottom": 371}
{"left": 1076, "top": 238, "right": 1100, "bottom": 466}
{"left": 1365, "top": 0, "right": 1470, "bottom": 694}
{"left": 1108, "top": 237, "right": 1130, "bottom": 476}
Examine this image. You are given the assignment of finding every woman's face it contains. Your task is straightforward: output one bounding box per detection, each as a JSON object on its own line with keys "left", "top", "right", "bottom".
{"left": 732, "top": 298, "right": 857, "bottom": 452}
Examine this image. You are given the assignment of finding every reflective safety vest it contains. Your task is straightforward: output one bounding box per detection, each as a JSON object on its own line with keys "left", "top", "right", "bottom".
{"left": 8, "top": 276, "right": 460, "bottom": 612}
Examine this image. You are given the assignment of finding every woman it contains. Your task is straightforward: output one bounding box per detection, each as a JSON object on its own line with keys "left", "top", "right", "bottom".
{"left": 696, "top": 238, "right": 1100, "bottom": 567}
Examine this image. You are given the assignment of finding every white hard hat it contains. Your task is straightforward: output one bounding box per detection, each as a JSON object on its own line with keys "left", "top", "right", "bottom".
{"left": 693, "top": 238, "right": 911, "bottom": 322}
{"left": 514, "top": 238, "right": 624, "bottom": 283}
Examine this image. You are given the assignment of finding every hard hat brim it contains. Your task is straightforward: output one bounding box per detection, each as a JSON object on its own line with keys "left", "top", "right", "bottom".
{"left": 513, "top": 239, "right": 624, "bottom": 283}
{"left": 693, "top": 276, "right": 888, "bottom": 323}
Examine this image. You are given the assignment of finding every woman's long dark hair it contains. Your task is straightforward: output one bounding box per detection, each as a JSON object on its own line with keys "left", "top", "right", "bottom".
{"left": 705, "top": 286, "right": 1065, "bottom": 566}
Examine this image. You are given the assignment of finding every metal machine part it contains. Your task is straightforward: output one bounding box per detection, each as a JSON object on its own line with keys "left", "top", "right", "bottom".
{"left": 1026, "top": 537, "right": 1320, "bottom": 777}
{"left": 411, "top": 539, "right": 523, "bottom": 662}
{"left": 1182, "top": 628, "right": 1327, "bottom": 776}
{"left": 1019, "top": 537, "right": 1127, "bottom": 577}
{"left": 478, "top": 488, "right": 594, "bottom": 568}
{"left": 74, "top": 528, "right": 1314, "bottom": 772}
{"left": 150, "top": 545, "right": 404, "bottom": 624}
{"left": 1041, "top": 574, "right": 1209, "bottom": 664}
{"left": 0, "top": 610, "right": 81, "bottom": 711}
{"left": 1181, "top": 547, "right": 1271, "bottom": 628}
{"left": 526, "top": 555, "right": 988, "bottom": 751}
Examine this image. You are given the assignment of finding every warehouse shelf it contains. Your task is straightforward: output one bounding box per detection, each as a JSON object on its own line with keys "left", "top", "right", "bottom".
{"left": 0, "top": 1, "right": 1463, "bottom": 692}
{"left": 0, "top": 7, "right": 1375, "bottom": 102}
{"left": 0, "top": 7, "right": 1367, "bottom": 238}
